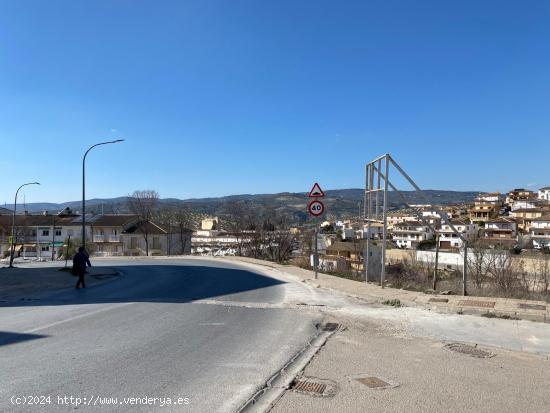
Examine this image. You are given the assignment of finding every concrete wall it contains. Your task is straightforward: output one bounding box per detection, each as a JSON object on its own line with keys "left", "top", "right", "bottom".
{"left": 387, "top": 248, "right": 549, "bottom": 275}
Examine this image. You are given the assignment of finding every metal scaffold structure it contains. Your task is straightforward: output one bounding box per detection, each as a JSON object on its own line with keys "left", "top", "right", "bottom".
{"left": 364, "top": 154, "right": 469, "bottom": 295}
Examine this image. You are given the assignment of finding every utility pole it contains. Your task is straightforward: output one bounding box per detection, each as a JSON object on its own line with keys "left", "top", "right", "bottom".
{"left": 432, "top": 233, "right": 440, "bottom": 290}
{"left": 463, "top": 241, "right": 468, "bottom": 296}
{"left": 314, "top": 224, "right": 318, "bottom": 279}
{"left": 9, "top": 182, "right": 40, "bottom": 268}
{"left": 65, "top": 235, "right": 71, "bottom": 268}
{"left": 51, "top": 215, "right": 56, "bottom": 261}
{"left": 82, "top": 139, "right": 124, "bottom": 249}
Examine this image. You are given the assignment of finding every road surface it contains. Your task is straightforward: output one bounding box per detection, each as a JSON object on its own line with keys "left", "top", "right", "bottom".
{"left": 0, "top": 258, "right": 328, "bottom": 412}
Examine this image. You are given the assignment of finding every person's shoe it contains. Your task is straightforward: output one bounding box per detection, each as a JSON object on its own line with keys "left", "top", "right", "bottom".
{"left": 75, "top": 286, "right": 80, "bottom": 289}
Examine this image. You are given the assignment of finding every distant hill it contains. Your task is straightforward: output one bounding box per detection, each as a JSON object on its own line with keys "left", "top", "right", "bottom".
{"left": 2, "top": 189, "right": 479, "bottom": 224}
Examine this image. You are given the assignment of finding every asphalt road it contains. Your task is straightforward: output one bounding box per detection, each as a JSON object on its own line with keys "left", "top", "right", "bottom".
{"left": 0, "top": 258, "right": 325, "bottom": 412}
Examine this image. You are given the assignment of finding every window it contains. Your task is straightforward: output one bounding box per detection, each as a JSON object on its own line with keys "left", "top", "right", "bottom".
{"left": 55, "top": 229, "right": 62, "bottom": 237}
{"left": 41, "top": 246, "right": 49, "bottom": 251}
{"left": 42, "top": 230, "right": 49, "bottom": 236}
{"left": 31, "top": 230, "right": 37, "bottom": 237}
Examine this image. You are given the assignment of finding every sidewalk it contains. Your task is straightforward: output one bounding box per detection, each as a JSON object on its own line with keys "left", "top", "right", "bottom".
{"left": 225, "top": 256, "right": 550, "bottom": 323}
{"left": 0, "top": 265, "right": 119, "bottom": 302}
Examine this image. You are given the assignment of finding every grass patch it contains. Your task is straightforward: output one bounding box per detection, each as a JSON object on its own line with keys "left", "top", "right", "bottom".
{"left": 481, "top": 312, "right": 520, "bottom": 320}
{"left": 382, "top": 299, "right": 402, "bottom": 307}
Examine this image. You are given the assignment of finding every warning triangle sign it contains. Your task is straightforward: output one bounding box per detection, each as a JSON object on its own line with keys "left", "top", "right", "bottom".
{"left": 308, "top": 182, "right": 325, "bottom": 198}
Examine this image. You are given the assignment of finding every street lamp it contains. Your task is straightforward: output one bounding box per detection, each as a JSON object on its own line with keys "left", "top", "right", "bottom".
{"left": 9, "top": 182, "right": 40, "bottom": 268}
{"left": 82, "top": 139, "right": 124, "bottom": 248}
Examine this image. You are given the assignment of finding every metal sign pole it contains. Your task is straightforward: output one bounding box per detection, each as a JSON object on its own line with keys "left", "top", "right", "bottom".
{"left": 463, "top": 242, "right": 468, "bottom": 296}
{"left": 314, "top": 225, "right": 318, "bottom": 279}
{"left": 381, "top": 154, "right": 389, "bottom": 287}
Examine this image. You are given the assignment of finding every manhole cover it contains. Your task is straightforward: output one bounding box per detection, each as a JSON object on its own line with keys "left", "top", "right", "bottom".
{"left": 291, "top": 378, "right": 337, "bottom": 397}
{"left": 349, "top": 374, "right": 399, "bottom": 390}
{"left": 321, "top": 323, "right": 341, "bottom": 332}
{"left": 518, "top": 303, "right": 546, "bottom": 311}
{"left": 357, "top": 377, "right": 389, "bottom": 388}
{"left": 429, "top": 298, "right": 449, "bottom": 303}
{"left": 458, "top": 300, "right": 495, "bottom": 308}
{"left": 445, "top": 343, "right": 495, "bottom": 358}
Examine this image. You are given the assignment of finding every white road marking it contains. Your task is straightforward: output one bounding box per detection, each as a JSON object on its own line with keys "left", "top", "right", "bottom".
{"left": 25, "top": 302, "right": 135, "bottom": 333}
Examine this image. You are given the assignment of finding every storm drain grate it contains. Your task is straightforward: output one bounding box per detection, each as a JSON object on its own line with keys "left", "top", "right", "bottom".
{"left": 292, "top": 380, "right": 327, "bottom": 395}
{"left": 429, "top": 298, "right": 449, "bottom": 303}
{"left": 518, "top": 303, "right": 546, "bottom": 311}
{"left": 322, "top": 323, "right": 340, "bottom": 332}
{"left": 445, "top": 343, "right": 495, "bottom": 358}
{"left": 458, "top": 300, "right": 495, "bottom": 308}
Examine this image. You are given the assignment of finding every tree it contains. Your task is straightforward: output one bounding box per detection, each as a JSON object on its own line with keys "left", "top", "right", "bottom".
{"left": 466, "top": 240, "right": 494, "bottom": 290}
{"left": 127, "top": 190, "right": 159, "bottom": 256}
{"left": 156, "top": 204, "right": 194, "bottom": 255}
{"left": 222, "top": 200, "right": 258, "bottom": 256}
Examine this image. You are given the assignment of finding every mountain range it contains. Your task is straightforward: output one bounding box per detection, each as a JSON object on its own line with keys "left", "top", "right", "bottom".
{"left": 2, "top": 189, "right": 480, "bottom": 224}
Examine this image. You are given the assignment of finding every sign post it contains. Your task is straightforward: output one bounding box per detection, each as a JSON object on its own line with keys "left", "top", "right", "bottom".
{"left": 308, "top": 183, "right": 325, "bottom": 279}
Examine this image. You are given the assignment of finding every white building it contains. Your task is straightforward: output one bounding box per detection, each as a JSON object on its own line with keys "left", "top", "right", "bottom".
{"left": 392, "top": 221, "right": 434, "bottom": 249}
{"left": 530, "top": 215, "right": 550, "bottom": 249}
{"left": 474, "top": 192, "right": 502, "bottom": 206}
{"left": 438, "top": 220, "right": 478, "bottom": 249}
{"left": 388, "top": 213, "right": 417, "bottom": 229}
{"left": 538, "top": 187, "right": 550, "bottom": 202}
{"left": 0, "top": 211, "right": 82, "bottom": 259}
{"left": 357, "top": 223, "right": 384, "bottom": 240}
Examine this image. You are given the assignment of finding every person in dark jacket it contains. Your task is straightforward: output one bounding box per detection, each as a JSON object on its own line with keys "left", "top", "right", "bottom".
{"left": 73, "top": 247, "right": 91, "bottom": 289}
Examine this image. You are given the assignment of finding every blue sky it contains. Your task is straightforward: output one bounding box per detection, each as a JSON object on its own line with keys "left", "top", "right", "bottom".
{"left": 1, "top": 1, "right": 549, "bottom": 204}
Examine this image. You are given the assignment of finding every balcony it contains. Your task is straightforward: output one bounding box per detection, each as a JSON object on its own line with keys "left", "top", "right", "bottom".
{"left": 93, "top": 234, "right": 121, "bottom": 243}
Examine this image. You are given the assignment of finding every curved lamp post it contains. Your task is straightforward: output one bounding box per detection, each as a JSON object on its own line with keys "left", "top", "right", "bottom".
{"left": 82, "top": 139, "right": 124, "bottom": 248}
{"left": 9, "top": 182, "right": 40, "bottom": 268}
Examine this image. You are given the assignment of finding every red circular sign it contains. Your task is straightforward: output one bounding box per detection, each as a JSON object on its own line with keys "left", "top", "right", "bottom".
{"left": 308, "top": 200, "right": 324, "bottom": 216}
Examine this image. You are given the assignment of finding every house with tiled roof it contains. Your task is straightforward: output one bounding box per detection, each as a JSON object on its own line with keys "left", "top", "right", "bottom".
{"left": 481, "top": 217, "right": 518, "bottom": 249}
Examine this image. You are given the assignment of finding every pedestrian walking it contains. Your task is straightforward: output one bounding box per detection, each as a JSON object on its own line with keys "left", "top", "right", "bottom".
{"left": 73, "top": 247, "right": 91, "bottom": 289}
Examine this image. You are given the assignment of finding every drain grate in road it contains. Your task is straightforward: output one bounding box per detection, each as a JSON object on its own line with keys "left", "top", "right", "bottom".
{"left": 518, "top": 303, "right": 546, "bottom": 311}
{"left": 429, "top": 298, "right": 449, "bottom": 303}
{"left": 357, "top": 377, "right": 390, "bottom": 388}
{"left": 292, "top": 380, "right": 327, "bottom": 395}
{"left": 321, "top": 323, "right": 341, "bottom": 332}
{"left": 445, "top": 343, "right": 495, "bottom": 358}
{"left": 458, "top": 300, "right": 495, "bottom": 308}
{"left": 349, "top": 374, "right": 399, "bottom": 390}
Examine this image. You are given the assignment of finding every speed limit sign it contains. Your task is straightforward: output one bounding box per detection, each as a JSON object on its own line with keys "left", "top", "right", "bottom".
{"left": 308, "top": 200, "right": 324, "bottom": 216}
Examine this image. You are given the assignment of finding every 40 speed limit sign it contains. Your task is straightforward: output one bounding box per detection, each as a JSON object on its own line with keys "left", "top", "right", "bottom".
{"left": 308, "top": 199, "right": 324, "bottom": 217}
